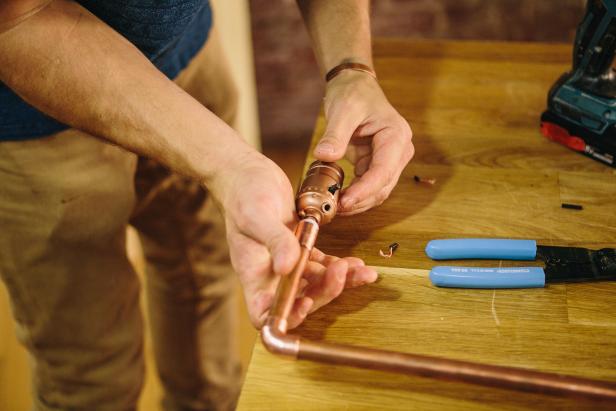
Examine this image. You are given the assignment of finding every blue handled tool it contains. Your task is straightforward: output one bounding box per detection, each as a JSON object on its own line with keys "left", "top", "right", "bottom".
{"left": 425, "top": 239, "right": 616, "bottom": 289}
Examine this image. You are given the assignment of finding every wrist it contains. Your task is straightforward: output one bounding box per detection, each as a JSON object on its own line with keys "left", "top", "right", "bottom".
{"left": 202, "top": 142, "right": 263, "bottom": 206}
{"left": 325, "top": 61, "right": 376, "bottom": 83}
{"left": 325, "top": 68, "right": 379, "bottom": 96}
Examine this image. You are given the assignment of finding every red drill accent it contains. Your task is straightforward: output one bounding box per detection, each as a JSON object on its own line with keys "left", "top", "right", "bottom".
{"left": 540, "top": 121, "right": 587, "bottom": 152}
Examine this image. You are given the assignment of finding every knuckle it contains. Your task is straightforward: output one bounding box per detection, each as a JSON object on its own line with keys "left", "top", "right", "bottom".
{"left": 234, "top": 198, "right": 258, "bottom": 231}
{"left": 235, "top": 208, "right": 251, "bottom": 231}
{"left": 383, "top": 167, "right": 396, "bottom": 184}
{"left": 405, "top": 142, "right": 416, "bottom": 163}
{"left": 328, "top": 284, "right": 343, "bottom": 299}
{"left": 399, "top": 115, "right": 412, "bottom": 133}
{"left": 376, "top": 188, "right": 390, "bottom": 204}
{"left": 373, "top": 192, "right": 384, "bottom": 205}
{"left": 392, "top": 116, "right": 412, "bottom": 141}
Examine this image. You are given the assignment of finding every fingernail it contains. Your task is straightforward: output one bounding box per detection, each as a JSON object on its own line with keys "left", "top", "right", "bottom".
{"left": 316, "top": 143, "right": 335, "bottom": 154}
{"left": 299, "top": 300, "right": 311, "bottom": 317}
{"left": 366, "top": 271, "right": 378, "bottom": 282}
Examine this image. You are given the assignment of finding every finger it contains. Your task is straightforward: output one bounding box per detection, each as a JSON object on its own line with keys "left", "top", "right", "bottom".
{"left": 355, "top": 155, "right": 371, "bottom": 176}
{"left": 314, "top": 101, "right": 363, "bottom": 161}
{"left": 251, "top": 288, "right": 275, "bottom": 329}
{"left": 305, "top": 259, "right": 348, "bottom": 313}
{"left": 238, "top": 254, "right": 277, "bottom": 328}
{"left": 336, "top": 184, "right": 395, "bottom": 216}
{"left": 345, "top": 265, "right": 378, "bottom": 288}
{"left": 337, "top": 189, "right": 393, "bottom": 215}
{"left": 302, "top": 261, "right": 327, "bottom": 286}
{"left": 339, "top": 129, "right": 411, "bottom": 211}
{"left": 229, "top": 223, "right": 301, "bottom": 328}
{"left": 309, "top": 247, "right": 339, "bottom": 266}
{"left": 286, "top": 297, "right": 314, "bottom": 330}
{"left": 228, "top": 229, "right": 276, "bottom": 296}
{"left": 241, "top": 216, "right": 300, "bottom": 276}
{"left": 303, "top": 255, "right": 366, "bottom": 286}
{"left": 297, "top": 278, "right": 310, "bottom": 298}
{"left": 337, "top": 192, "right": 391, "bottom": 216}
{"left": 340, "top": 179, "right": 397, "bottom": 215}
{"left": 342, "top": 256, "right": 366, "bottom": 269}
{"left": 345, "top": 143, "right": 372, "bottom": 165}
{"left": 341, "top": 130, "right": 401, "bottom": 207}
{"left": 263, "top": 225, "right": 300, "bottom": 276}
{"left": 309, "top": 249, "right": 365, "bottom": 270}
{"left": 309, "top": 247, "right": 327, "bottom": 262}
{"left": 337, "top": 204, "right": 374, "bottom": 216}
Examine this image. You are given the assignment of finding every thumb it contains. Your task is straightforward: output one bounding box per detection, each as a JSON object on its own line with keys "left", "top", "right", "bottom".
{"left": 264, "top": 224, "right": 300, "bottom": 276}
{"left": 242, "top": 214, "right": 300, "bottom": 276}
{"left": 314, "top": 105, "right": 362, "bottom": 162}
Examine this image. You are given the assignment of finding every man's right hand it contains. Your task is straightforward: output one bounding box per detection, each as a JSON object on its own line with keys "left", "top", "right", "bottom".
{"left": 211, "top": 151, "right": 377, "bottom": 329}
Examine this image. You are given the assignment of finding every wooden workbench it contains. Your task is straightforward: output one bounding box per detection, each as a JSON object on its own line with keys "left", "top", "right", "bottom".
{"left": 237, "top": 39, "right": 616, "bottom": 410}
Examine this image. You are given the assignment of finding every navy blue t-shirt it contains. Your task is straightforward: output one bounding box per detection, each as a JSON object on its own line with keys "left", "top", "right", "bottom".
{"left": 0, "top": 0, "right": 212, "bottom": 141}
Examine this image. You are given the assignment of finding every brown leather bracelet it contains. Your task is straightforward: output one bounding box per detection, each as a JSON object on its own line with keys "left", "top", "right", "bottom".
{"left": 0, "top": 0, "right": 53, "bottom": 33}
{"left": 325, "top": 62, "right": 377, "bottom": 82}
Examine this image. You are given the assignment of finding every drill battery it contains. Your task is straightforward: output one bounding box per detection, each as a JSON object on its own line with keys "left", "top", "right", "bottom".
{"left": 541, "top": 0, "right": 616, "bottom": 167}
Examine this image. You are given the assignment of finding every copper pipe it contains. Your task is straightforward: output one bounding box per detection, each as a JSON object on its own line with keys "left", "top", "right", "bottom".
{"left": 261, "top": 160, "right": 616, "bottom": 402}
{"left": 268, "top": 218, "right": 319, "bottom": 334}
{"left": 298, "top": 339, "right": 616, "bottom": 400}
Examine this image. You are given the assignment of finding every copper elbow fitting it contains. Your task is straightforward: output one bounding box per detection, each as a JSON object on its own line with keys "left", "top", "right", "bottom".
{"left": 261, "top": 317, "right": 300, "bottom": 357}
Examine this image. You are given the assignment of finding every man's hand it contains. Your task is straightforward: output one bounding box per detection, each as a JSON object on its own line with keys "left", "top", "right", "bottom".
{"left": 297, "top": 0, "right": 413, "bottom": 214}
{"left": 213, "top": 151, "right": 377, "bottom": 328}
{"left": 0, "top": 0, "right": 379, "bottom": 330}
{"left": 314, "top": 70, "right": 414, "bottom": 215}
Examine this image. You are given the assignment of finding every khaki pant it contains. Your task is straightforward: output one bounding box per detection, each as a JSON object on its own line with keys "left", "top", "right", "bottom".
{"left": 0, "top": 26, "right": 241, "bottom": 411}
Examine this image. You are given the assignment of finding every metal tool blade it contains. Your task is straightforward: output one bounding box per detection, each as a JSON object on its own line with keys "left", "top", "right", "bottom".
{"left": 536, "top": 245, "right": 616, "bottom": 283}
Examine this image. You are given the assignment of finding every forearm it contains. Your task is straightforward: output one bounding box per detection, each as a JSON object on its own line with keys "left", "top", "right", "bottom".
{"left": 0, "top": 0, "right": 254, "bottom": 191}
{"left": 297, "top": 0, "right": 372, "bottom": 74}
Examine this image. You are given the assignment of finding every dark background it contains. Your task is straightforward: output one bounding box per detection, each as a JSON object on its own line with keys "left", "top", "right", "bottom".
{"left": 250, "top": 0, "right": 585, "bottom": 149}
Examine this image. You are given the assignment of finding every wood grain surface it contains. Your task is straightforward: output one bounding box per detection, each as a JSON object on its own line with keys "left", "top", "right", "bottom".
{"left": 238, "top": 39, "right": 616, "bottom": 410}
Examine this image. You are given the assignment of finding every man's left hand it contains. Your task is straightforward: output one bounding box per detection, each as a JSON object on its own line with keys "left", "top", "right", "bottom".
{"left": 313, "top": 70, "right": 414, "bottom": 215}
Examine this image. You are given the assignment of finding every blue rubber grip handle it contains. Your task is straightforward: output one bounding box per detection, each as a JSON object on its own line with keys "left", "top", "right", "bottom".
{"left": 429, "top": 266, "right": 545, "bottom": 288}
{"left": 425, "top": 239, "right": 537, "bottom": 260}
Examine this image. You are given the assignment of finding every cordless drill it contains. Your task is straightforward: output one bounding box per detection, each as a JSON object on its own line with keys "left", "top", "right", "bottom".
{"left": 541, "top": 0, "right": 616, "bottom": 167}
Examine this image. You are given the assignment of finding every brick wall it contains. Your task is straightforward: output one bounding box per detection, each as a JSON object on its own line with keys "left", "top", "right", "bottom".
{"left": 250, "top": 0, "right": 586, "bottom": 145}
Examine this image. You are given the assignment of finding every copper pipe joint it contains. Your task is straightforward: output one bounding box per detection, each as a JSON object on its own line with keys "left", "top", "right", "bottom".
{"left": 261, "top": 317, "right": 299, "bottom": 357}
{"left": 296, "top": 161, "right": 344, "bottom": 225}
{"left": 260, "top": 160, "right": 616, "bottom": 401}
